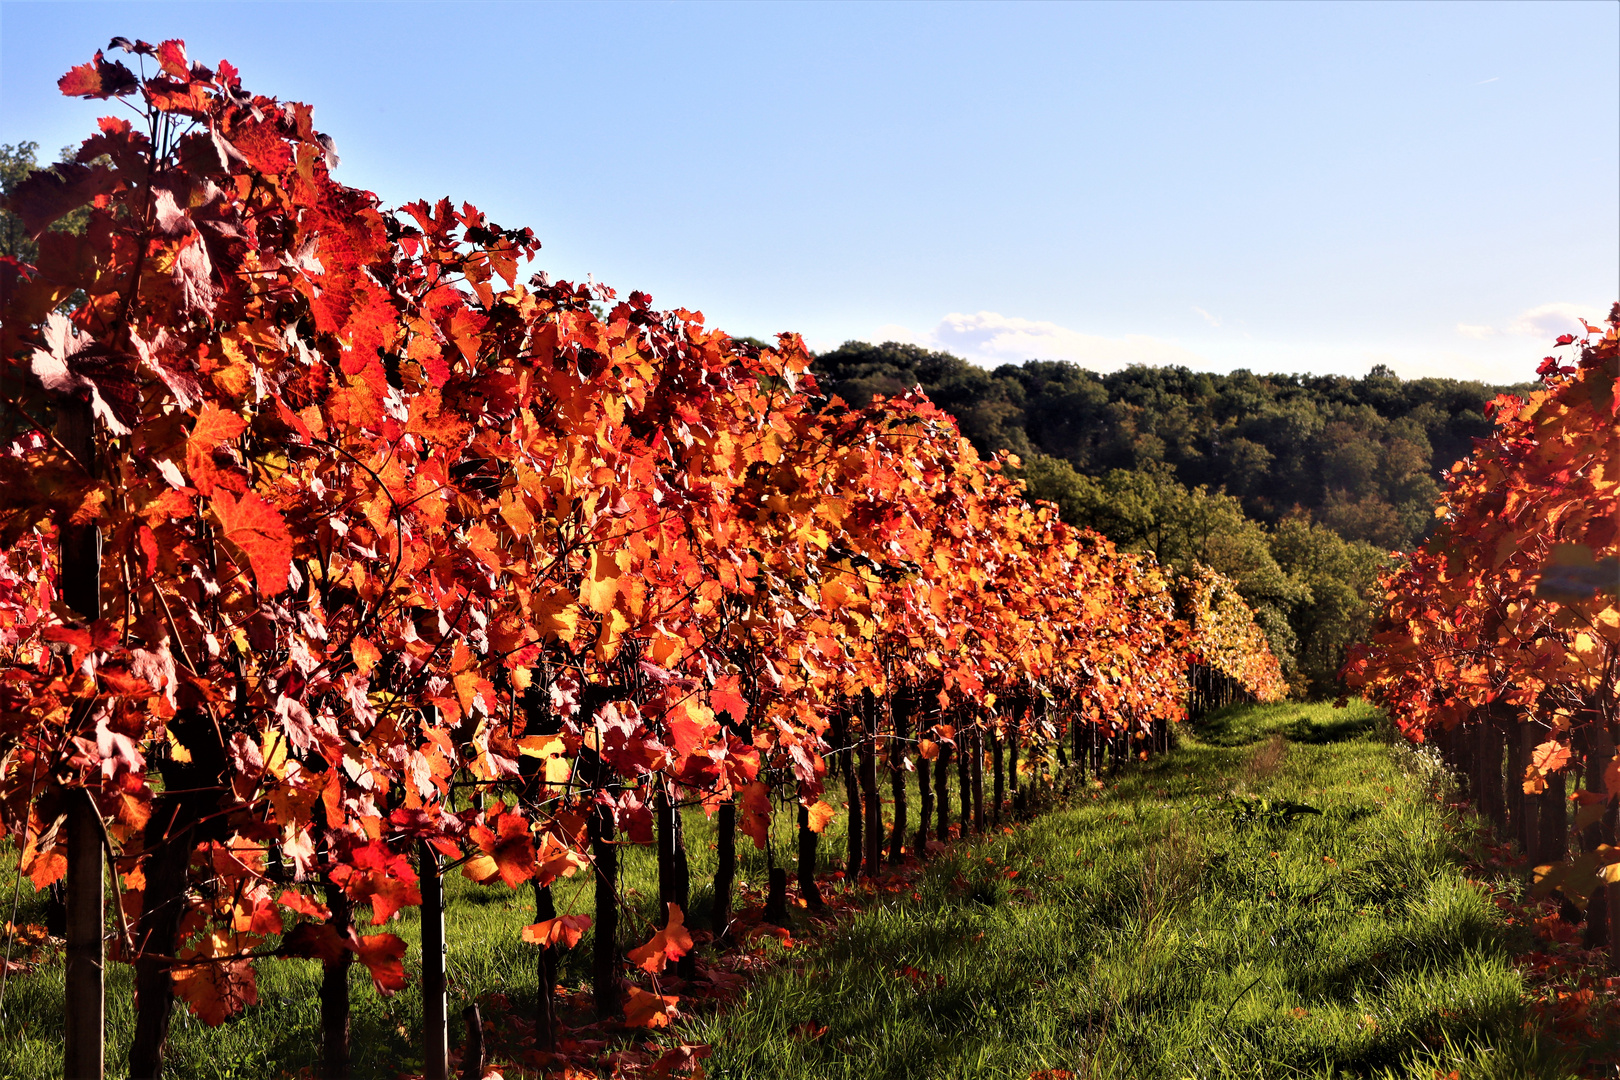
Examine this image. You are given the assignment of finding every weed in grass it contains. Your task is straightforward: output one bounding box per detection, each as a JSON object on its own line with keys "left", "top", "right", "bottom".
{"left": 1243, "top": 733, "right": 1288, "bottom": 784}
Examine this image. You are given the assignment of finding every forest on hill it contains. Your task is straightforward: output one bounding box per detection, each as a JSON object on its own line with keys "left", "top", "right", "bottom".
{"left": 812, "top": 341, "right": 1536, "bottom": 697}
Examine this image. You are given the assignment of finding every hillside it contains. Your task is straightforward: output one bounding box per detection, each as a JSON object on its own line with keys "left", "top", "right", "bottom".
{"left": 812, "top": 341, "right": 1532, "bottom": 552}
{"left": 811, "top": 342, "right": 1536, "bottom": 696}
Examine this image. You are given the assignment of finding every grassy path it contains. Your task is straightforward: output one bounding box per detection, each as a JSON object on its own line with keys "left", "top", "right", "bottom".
{"left": 0, "top": 701, "right": 1571, "bottom": 1078}
{"left": 685, "top": 702, "right": 1568, "bottom": 1080}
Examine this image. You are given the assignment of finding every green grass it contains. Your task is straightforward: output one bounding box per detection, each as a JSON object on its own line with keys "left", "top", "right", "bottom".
{"left": 686, "top": 701, "right": 1570, "bottom": 1080}
{"left": 0, "top": 701, "right": 1572, "bottom": 1078}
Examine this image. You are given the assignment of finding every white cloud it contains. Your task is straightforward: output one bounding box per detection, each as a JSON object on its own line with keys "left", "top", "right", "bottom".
{"left": 1453, "top": 301, "right": 1600, "bottom": 340}
{"left": 1450, "top": 302, "right": 1603, "bottom": 351}
{"left": 1504, "top": 302, "right": 1597, "bottom": 338}
{"left": 881, "top": 311, "right": 1207, "bottom": 373}
{"left": 1192, "top": 306, "right": 1221, "bottom": 328}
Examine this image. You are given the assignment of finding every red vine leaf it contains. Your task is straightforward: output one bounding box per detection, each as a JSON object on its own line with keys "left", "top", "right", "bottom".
{"left": 627, "top": 904, "right": 692, "bottom": 974}
{"left": 211, "top": 490, "right": 293, "bottom": 595}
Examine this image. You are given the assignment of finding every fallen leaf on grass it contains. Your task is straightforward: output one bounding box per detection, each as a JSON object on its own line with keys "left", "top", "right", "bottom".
{"left": 650, "top": 1042, "right": 711, "bottom": 1077}
{"left": 622, "top": 985, "right": 679, "bottom": 1029}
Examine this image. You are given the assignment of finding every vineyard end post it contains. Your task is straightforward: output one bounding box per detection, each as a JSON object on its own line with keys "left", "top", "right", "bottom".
{"left": 59, "top": 394, "right": 104, "bottom": 1080}
{"left": 420, "top": 842, "right": 448, "bottom": 1080}
{"left": 64, "top": 790, "right": 105, "bottom": 1080}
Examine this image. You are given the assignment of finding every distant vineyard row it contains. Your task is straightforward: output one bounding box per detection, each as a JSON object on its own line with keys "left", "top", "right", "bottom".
{"left": 1348, "top": 310, "right": 1619, "bottom": 950}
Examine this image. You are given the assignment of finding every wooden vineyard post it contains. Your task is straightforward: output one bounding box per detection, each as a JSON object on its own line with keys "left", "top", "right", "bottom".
{"left": 889, "top": 691, "right": 910, "bottom": 865}
{"left": 532, "top": 883, "right": 559, "bottom": 1050}
{"left": 515, "top": 687, "right": 562, "bottom": 1046}
{"left": 764, "top": 861, "right": 789, "bottom": 926}
{"left": 1451, "top": 722, "right": 1477, "bottom": 780}
{"left": 58, "top": 395, "right": 104, "bottom": 1080}
{"left": 839, "top": 707, "right": 863, "bottom": 881}
{"left": 1467, "top": 715, "right": 1485, "bottom": 817}
{"left": 670, "top": 784, "right": 694, "bottom": 977}
{"left": 320, "top": 885, "right": 354, "bottom": 1080}
{"left": 1584, "top": 724, "right": 1615, "bottom": 949}
{"left": 859, "top": 692, "right": 882, "bottom": 879}
{"left": 916, "top": 729, "right": 934, "bottom": 858}
{"left": 956, "top": 716, "right": 972, "bottom": 835}
{"left": 1455, "top": 719, "right": 1475, "bottom": 804}
{"left": 1072, "top": 707, "right": 1084, "bottom": 772}
{"left": 1520, "top": 724, "right": 1542, "bottom": 862}
{"left": 1583, "top": 725, "right": 1617, "bottom": 850}
{"left": 1007, "top": 719, "right": 1020, "bottom": 804}
{"left": 1465, "top": 712, "right": 1500, "bottom": 829}
{"left": 64, "top": 790, "right": 104, "bottom": 1080}
{"left": 1051, "top": 694, "right": 1068, "bottom": 771}
{"left": 1541, "top": 752, "right": 1569, "bottom": 866}
{"left": 1607, "top": 723, "right": 1620, "bottom": 965}
{"left": 128, "top": 710, "right": 226, "bottom": 1080}
{"left": 590, "top": 801, "right": 619, "bottom": 1019}
{"left": 420, "top": 843, "right": 448, "bottom": 1080}
{"left": 970, "top": 726, "right": 986, "bottom": 834}
{"left": 1608, "top": 873, "right": 1620, "bottom": 974}
{"left": 992, "top": 732, "right": 1005, "bottom": 827}
{"left": 656, "top": 783, "right": 676, "bottom": 912}
{"left": 796, "top": 802, "right": 822, "bottom": 909}
{"left": 935, "top": 740, "right": 951, "bottom": 844}
{"left": 713, "top": 798, "right": 736, "bottom": 939}
{"left": 673, "top": 801, "right": 691, "bottom": 909}
{"left": 460, "top": 1003, "right": 485, "bottom": 1080}
{"left": 657, "top": 780, "right": 693, "bottom": 933}
{"left": 1484, "top": 710, "right": 1508, "bottom": 834}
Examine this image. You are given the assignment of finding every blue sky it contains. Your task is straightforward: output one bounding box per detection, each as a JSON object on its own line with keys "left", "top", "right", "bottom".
{"left": 3, "top": 1, "right": 1615, "bottom": 383}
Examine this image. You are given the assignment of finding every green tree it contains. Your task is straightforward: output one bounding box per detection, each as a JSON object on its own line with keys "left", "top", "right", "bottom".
{"left": 1023, "top": 457, "right": 1306, "bottom": 681}
{"left": 1022, "top": 455, "right": 1391, "bottom": 697}
{"left": 1, "top": 141, "right": 94, "bottom": 263}
{"left": 817, "top": 342, "right": 1531, "bottom": 553}
{"left": 1, "top": 141, "right": 43, "bottom": 261}
{"left": 1269, "top": 514, "right": 1387, "bottom": 697}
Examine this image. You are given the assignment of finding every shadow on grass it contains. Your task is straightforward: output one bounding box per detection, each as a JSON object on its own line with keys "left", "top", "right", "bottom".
{"left": 1282, "top": 712, "right": 1380, "bottom": 745}
{"left": 1194, "top": 701, "right": 1382, "bottom": 748}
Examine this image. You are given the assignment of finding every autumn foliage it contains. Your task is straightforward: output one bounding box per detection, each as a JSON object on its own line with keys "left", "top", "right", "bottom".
{"left": 1186, "top": 565, "right": 1286, "bottom": 704}
{"left": 0, "top": 39, "right": 1280, "bottom": 1064}
{"left": 1345, "top": 306, "right": 1619, "bottom": 902}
